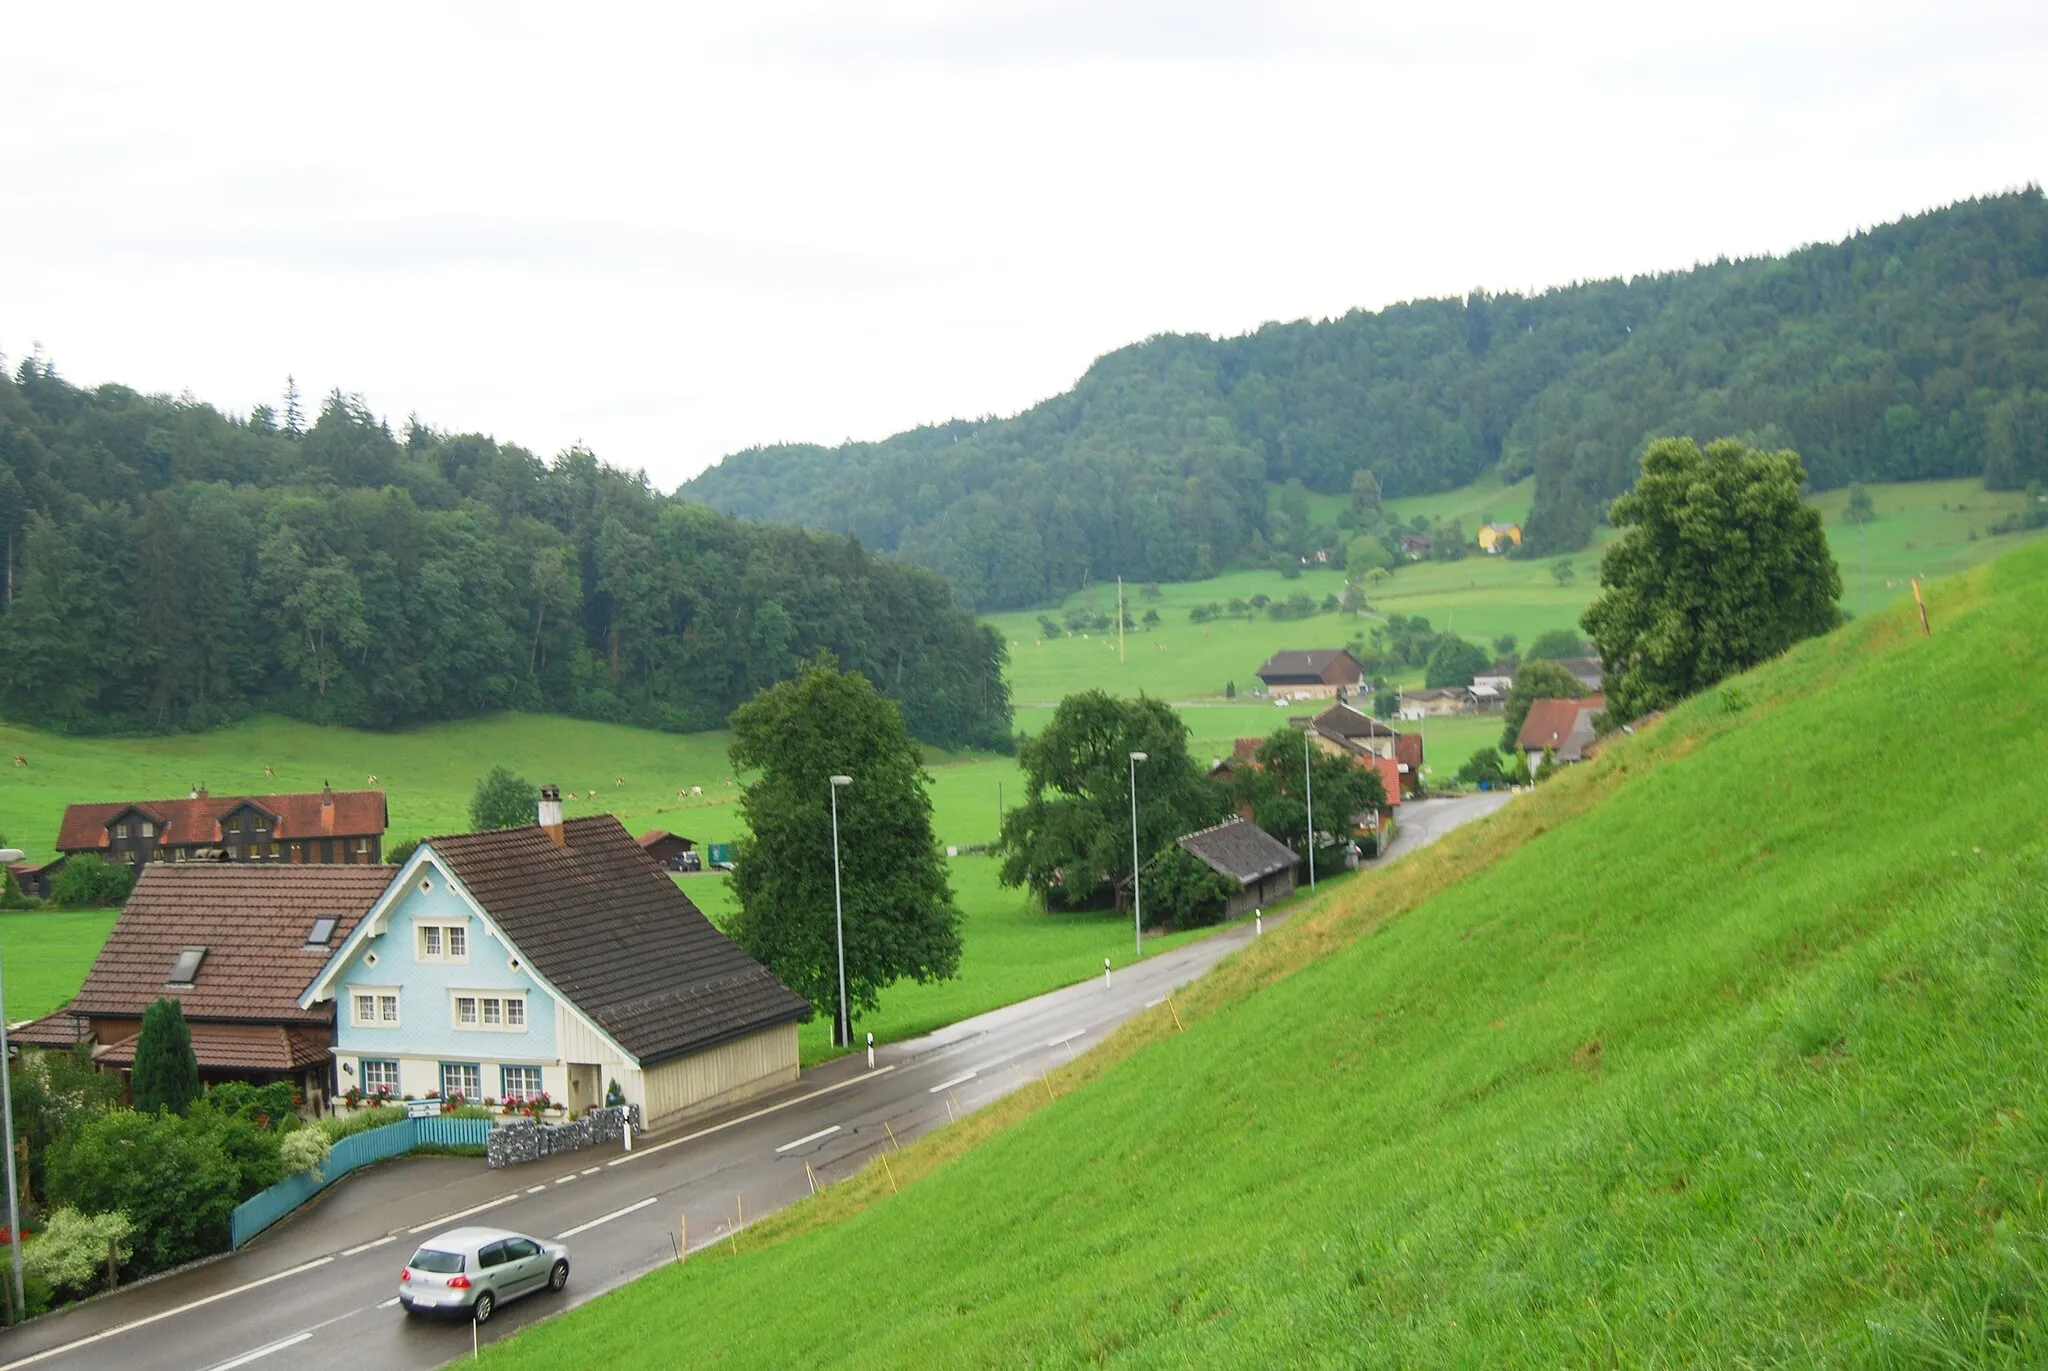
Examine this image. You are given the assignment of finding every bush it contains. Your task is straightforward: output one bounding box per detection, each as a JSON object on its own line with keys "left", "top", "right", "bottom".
{"left": 205, "top": 1080, "right": 300, "bottom": 1131}
{"left": 49, "top": 853, "right": 132, "bottom": 909}
{"left": 279, "top": 1128, "right": 332, "bottom": 1177}
{"left": 48, "top": 1110, "right": 240, "bottom": 1275}
{"left": 1037, "top": 614, "right": 1063, "bottom": 639}
{"left": 23, "top": 1208, "right": 133, "bottom": 1300}
{"left": 320, "top": 1105, "right": 407, "bottom": 1142}
{"left": 188, "top": 1103, "right": 286, "bottom": 1196}
{"left": 1145, "top": 846, "right": 1240, "bottom": 931}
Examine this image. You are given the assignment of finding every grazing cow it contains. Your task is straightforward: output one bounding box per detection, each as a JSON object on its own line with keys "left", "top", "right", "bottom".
{"left": 614, "top": 776, "right": 625, "bottom": 787}
{"left": 586, "top": 790, "right": 597, "bottom": 800}
{"left": 677, "top": 789, "right": 687, "bottom": 800}
{"left": 690, "top": 785, "right": 703, "bottom": 796}
{"left": 9, "top": 755, "right": 25, "bottom": 768}
{"left": 263, "top": 765, "right": 275, "bottom": 777}
{"left": 366, "top": 775, "right": 378, "bottom": 785}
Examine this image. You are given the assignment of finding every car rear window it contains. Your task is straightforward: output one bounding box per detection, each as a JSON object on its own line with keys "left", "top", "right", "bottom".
{"left": 409, "top": 1248, "right": 466, "bottom": 1274}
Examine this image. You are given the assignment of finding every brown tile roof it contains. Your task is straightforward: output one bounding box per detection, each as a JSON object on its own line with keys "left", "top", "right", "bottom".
{"left": 636, "top": 830, "right": 695, "bottom": 849}
{"left": 92, "top": 1022, "right": 331, "bottom": 1072}
{"left": 57, "top": 789, "right": 387, "bottom": 853}
{"left": 1517, "top": 695, "right": 1607, "bottom": 759}
{"left": 427, "top": 815, "right": 810, "bottom": 1066}
{"left": 69, "top": 864, "right": 393, "bottom": 1025}
{"left": 9, "top": 1011, "right": 90, "bottom": 1049}
{"left": 1394, "top": 732, "right": 1424, "bottom": 771}
{"left": 1255, "top": 649, "right": 1362, "bottom": 684}
{"left": 1177, "top": 817, "right": 1299, "bottom": 884}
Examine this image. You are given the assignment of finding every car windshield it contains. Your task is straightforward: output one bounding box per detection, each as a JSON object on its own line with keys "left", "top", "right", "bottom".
{"left": 409, "top": 1248, "right": 466, "bottom": 1274}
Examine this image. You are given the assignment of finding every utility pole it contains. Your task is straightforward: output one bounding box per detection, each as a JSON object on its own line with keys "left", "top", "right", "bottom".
{"left": 0, "top": 849, "right": 23, "bottom": 1322}
{"left": 1304, "top": 730, "right": 1316, "bottom": 891}
{"left": 1128, "top": 752, "right": 1147, "bottom": 958}
{"left": 1117, "top": 576, "right": 1126, "bottom": 664}
{"left": 828, "top": 777, "right": 852, "bottom": 1047}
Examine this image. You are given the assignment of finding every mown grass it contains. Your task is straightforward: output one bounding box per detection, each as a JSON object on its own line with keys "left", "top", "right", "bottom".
{"left": 0, "top": 910, "right": 120, "bottom": 1020}
{"left": 477, "top": 539, "right": 2048, "bottom": 1368}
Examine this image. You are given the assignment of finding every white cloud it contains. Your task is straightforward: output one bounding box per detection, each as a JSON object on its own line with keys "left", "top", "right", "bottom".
{"left": 2, "top": 1, "right": 2042, "bottom": 488}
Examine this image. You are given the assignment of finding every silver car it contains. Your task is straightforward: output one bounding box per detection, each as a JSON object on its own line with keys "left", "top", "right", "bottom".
{"left": 399, "top": 1226, "right": 570, "bottom": 1323}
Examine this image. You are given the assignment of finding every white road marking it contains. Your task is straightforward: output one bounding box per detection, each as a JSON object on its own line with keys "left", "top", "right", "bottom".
{"left": 581, "top": 1166, "right": 599, "bottom": 1175}
{"left": 1046, "top": 1029, "right": 1082, "bottom": 1047}
{"left": 1144, "top": 997, "right": 1164, "bottom": 1008}
{"left": 775, "top": 1124, "right": 841, "bottom": 1153}
{"left": 205, "top": 1332, "right": 313, "bottom": 1370}
{"left": 0, "top": 1256, "right": 335, "bottom": 1371}
{"left": 607, "top": 1065, "right": 896, "bottom": 1166}
{"left": 526, "top": 1184, "right": 548, "bottom": 1194}
{"left": 555, "top": 1195, "right": 658, "bottom": 1239}
{"left": 928, "top": 1070, "right": 978, "bottom": 1093}
{"left": 555, "top": 1174, "right": 579, "bottom": 1184}
{"left": 378, "top": 1297, "right": 400, "bottom": 1308}
{"left": 406, "top": 1192, "right": 522, "bottom": 1234}
{"left": 339, "top": 1235, "right": 396, "bottom": 1257}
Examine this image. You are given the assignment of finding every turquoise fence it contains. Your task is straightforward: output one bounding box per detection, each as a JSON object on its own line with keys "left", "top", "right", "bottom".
{"left": 230, "top": 1115, "right": 494, "bottom": 1249}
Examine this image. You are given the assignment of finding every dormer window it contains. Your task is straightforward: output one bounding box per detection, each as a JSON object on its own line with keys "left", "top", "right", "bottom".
{"left": 167, "top": 947, "right": 207, "bottom": 987}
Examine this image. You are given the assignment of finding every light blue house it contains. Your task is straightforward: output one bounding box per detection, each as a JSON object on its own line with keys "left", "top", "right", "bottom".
{"left": 303, "top": 789, "right": 810, "bottom": 1128}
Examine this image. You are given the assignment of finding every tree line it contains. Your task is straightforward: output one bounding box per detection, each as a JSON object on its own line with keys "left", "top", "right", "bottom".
{"left": 0, "top": 368, "right": 1012, "bottom": 749}
{"left": 684, "top": 189, "right": 2048, "bottom": 607}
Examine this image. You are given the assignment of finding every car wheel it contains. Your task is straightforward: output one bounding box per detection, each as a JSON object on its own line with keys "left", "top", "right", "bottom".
{"left": 549, "top": 1260, "right": 569, "bottom": 1292}
{"left": 472, "top": 1291, "right": 494, "bottom": 1325}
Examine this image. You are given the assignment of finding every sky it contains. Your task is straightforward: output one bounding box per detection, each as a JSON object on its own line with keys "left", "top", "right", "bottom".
{"left": 3, "top": 1, "right": 2044, "bottom": 491}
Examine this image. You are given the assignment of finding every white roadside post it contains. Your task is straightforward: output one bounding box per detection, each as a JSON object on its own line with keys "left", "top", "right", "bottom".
{"left": 866, "top": 1032, "right": 875, "bottom": 1071}
{"left": 829, "top": 774, "right": 854, "bottom": 1048}
{"left": 0, "top": 847, "right": 20, "bottom": 1323}
{"left": 1256, "top": 908, "right": 1263, "bottom": 937}
{"left": 1103, "top": 957, "right": 1112, "bottom": 989}
{"left": 622, "top": 1111, "right": 632, "bottom": 1152}
{"left": 1128, "top": 752, "right": 1148, "bottom": 959}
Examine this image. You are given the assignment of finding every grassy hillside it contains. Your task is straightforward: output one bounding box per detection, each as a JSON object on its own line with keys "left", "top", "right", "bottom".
{"left": 0, "top": 911, "right": 120, "bottom": 1020}
{"left": 479, "top": 540, "right": 2048, "bottom": 1367}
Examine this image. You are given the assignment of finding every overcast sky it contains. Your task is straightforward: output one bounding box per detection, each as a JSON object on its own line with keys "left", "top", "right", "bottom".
{"left": 4, "top": 1, "right": 2043, "bottom": 490}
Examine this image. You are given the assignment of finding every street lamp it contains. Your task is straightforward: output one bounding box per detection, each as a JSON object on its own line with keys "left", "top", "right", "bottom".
{"left": 1127, "top": 752, "right": 1147, "bottom": 959}
{"left": 828, "top": 776, "right": 853, "bottom": 1049}
{"left": 1303, "top": 730, "right": 1317, "bottom": 892}
{"left": 0, "top": 847, "right": 22, "bottom": 1321}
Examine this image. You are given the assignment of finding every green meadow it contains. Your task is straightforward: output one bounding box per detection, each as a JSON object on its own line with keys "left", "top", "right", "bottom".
{"left": 0, "top": 911, "right": 120, "bottom": 1020}
{"left": 477, "top": 534, "right": 2048, "bottom": 1369}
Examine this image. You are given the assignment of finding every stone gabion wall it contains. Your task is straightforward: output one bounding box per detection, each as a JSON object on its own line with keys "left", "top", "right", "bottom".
{"left": 487, "top": 1104, "right": 646, "bottom": 1169}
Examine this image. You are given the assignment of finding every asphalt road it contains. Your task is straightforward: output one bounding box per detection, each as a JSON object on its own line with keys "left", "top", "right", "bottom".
{"left": 0, "top": 792, "right": 1510, "bottom": 1371}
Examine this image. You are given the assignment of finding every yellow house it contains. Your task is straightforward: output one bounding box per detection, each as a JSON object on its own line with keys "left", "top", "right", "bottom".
{"left": 1477, "top": 522, "right": 1522, "bottom": 554}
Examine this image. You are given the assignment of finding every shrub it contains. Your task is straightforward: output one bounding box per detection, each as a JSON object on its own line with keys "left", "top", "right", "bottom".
{"left": 279, "top": 1128, "right": 332, "bottom": 1177}
{"left": 320, "top": 1104, "right": 407, "bottom": 1142}
{"left": 48, "top": 1110, "right": 240, "bottom": 1275}
{"left": 205, "top": 1080, "right": 299, "bottom": 1131}
{"left": 1145, "top": 846, "right": 1240, "bottom": 931}
{"left": 606, "top": 1078, "right": 626, "bottom": 1108}
{"left": 23, "top": 1208, "right": 133, "bottom": 1299}
{"left": 49, "top": 853, "right": 132, "bottom": 909}
{"left": 188, "top": 1103, "right": 286, "bottom": 1196}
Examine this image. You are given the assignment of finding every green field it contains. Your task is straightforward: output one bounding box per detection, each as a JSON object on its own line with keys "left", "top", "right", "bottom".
{"left": 0, "top": 911, "right": 120, "bottom": 1020}
{"left": 476, "top": 536, "right": 2048, "bottom": 1368}
{"left": 686, "top": 859, "right": 1322, "bottom": 1064}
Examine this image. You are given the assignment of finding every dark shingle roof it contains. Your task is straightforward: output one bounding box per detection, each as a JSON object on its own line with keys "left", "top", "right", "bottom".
{"left": 1176, "top": 817, "right": 1299, "bottom": 884}
{"left": 71, "top": 864, "right": 392, "bottom": 1024}
{"left": 427, "top": 815, "right": 810, "bottom": 1066}
{"left": 1255, "top": 649, "right": 1362, "bottom": 683}
{"left": 1312, "top": 702, "right": 1395, "bottom": 740}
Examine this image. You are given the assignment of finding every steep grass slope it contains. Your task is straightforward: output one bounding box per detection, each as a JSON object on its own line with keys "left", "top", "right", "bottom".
{"left": 483, "top": 540, "right": 2048, "bottom": 1367}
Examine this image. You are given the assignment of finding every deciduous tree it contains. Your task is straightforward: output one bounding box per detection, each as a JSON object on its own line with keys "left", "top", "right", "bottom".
{"left": 1230, "top": 728, "right": 1387, "bottom": 855}
{"left": 470, "top": 766, "right": 536, "bottom": 831}
{"left": 1499, "top": 661, "right": 1588, "bottom": 752}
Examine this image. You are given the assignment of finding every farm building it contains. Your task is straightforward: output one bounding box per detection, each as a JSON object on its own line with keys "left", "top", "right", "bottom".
{"left": 1174, "top": 817, "right": 1302, "bottom": 922}
{"left": 1254, "top": 649, "right": 1364, "bottom": 699}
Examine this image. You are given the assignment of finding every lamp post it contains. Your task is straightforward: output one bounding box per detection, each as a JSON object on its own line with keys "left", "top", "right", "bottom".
{"left": 828, "top": 777, "right": 853, "bottom": 1048}
{"left": 1127, "top": 752, "right": 1147, "bottom": 959}
{"left": 1303, "top": 731, "right": 1317, "bottom": 891}
{"left": 0, "top": 846, "right": 22, "bottom": 1322}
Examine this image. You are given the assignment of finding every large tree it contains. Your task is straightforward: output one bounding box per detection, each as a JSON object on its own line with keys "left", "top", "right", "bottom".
{"left": 1581, "top": 438, "right": 1841, "bottom": 721}
{"left": 1499, "top": 660, "right": 1588, "bottom": 752}
{"left": 727, "top": 657, "right": 960, "bottom": 1045}
{"left": 470, "top": 765, "right": 535, "bottom": 831}
{"left": 131, "top": 997, "right": 201, "bottom": 1115}
{"left": 1423, "top": 635, "right": 1490, "bottom": 688}
{"left": 998, "top": 692, "right": 1226, "bottom": 909}
{"left": 1231, "top": 728, "right": 1388, "bottom": 855}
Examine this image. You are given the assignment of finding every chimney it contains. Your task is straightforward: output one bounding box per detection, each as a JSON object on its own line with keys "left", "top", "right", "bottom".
{"left": 321, "top": 780, "right": 333, "bottom": 807}
{"left": 538, "top": 785, "right": 565, "bottom": 845}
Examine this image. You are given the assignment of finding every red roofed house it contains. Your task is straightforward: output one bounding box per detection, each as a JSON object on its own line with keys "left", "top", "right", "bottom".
{"left": 11, "top": 863, "right": 395, "bottom": 1111}
{"left": 1516, "top": 695, "right": 1606, "bottom": 775}
{"left": 1393, "top": 731, "right": 1425, "bottom": 797}
{"left": 56, "top": 783, "right": 388, "bottom": 875}
{"left": 637, "top": 830, "right": 699, "bottom": 871}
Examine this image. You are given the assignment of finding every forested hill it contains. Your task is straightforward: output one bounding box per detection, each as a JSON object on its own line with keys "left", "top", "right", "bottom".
{"left": 685, "top": 189, "right": 2048, "bottom": 608}
{"left": 0, "top": 370, "right": 1011, "bottom": 749}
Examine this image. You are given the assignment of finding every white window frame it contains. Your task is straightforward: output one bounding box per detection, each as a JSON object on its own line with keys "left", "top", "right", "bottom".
{"left": 440, "top": 1062, "right": 482, "bottom": 1102}
{"left": 450, "top": 991, "right": 528, "bottom": 1032}
{"left": 501, "top": 1065, "right": 543, "bottom": 1100}
{"left": 359, "top": 1059, "right": 400, "bottom": 1093}
{"left": 416, "top": 921, "right": 469, "bottom": 964}
{"left": 351, "top": 987, "right": 401, "bottom": 1028}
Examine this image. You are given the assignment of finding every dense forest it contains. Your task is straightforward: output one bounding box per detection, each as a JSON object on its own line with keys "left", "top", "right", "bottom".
{"left": 0, "top": 369, "right": 1012, "bottom": 748}
{"left": 686, "top": 190, "right": 2048, "bottom": 607}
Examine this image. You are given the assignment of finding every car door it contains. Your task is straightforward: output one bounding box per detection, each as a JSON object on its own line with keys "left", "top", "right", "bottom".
{"left": 475, "top": 1240, "right": 510, "bottom": 1297}
{"left": 501, "top": 1238, "right": 544, "bottom": 1296}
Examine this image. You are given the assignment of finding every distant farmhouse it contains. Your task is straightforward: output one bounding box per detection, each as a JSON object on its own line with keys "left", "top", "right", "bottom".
{"left": 1477, "top": 522, "right": 1523, "bottom": 553}
{"left": 1517, "top": 695, "right": 1608, "bottom": 773}
{"left": 1255, "top": 649, "right": 1363, "bottom": 700}
{"left": 1174, "top": 818, "right": 1303, "bottom": 922}
{"left": 1550, "top": 656, "right": 1605, "bottom": 691}
{"left": 56, "top": 784, "right": 389, "bottom": 875}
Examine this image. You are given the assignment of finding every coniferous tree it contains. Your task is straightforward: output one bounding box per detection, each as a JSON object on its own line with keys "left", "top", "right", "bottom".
{"left": 130, "top": 998, "right": 201, "bottom": 1115}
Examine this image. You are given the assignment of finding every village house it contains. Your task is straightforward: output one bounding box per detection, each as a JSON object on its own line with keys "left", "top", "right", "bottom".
{"left": 1396, "top": 685, "right": 1472, "bottom": 719}
{"left": 1306, "top": 700, "right": 1399, "bottom": 759}
{"left": 302, "top": 789, "right": 810, "bottom": 1129}
{"left": 636, "top": 830, "right": 698, "bottom": 871}
{"left": 1476, "top": 522, "right": 1523, "bottom": 553}
{"left": 1398, "top": 533, "right": 1433, "bottom": 561}
{"left": 1551, "top": 656, "right": 1606, "bottom": 691}
{"left": 1473, "top": 661, "right": 1517, "bottom": 694}
{"left": 56, "top": 784, "right": 389, "bottom": 874}
{"left": 12, "top": 864, "right": 395, "bottom": 1111}
{"left": 1254, "top": 649, "right": 1364, "bottom": 700}
{"left": 1173, "top": 818, "right": 1302, "bottom": 922}
{"left": 1517, "top": 695, "right": 1608, "bottom": 774}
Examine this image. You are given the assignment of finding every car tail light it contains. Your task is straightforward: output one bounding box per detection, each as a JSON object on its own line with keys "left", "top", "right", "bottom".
{"left": 448, "top": 1275, "right": 471, "bottom": 1289}
{"left": 401, "top": 1269, "right": 411, "bottom": 1281}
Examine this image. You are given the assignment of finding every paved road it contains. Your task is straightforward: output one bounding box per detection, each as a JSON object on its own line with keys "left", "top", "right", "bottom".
{"left": 0, "top": 792, "right": 1509, "bottom": 1371}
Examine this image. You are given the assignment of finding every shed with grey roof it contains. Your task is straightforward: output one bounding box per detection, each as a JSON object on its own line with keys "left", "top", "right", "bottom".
{"left": 1176, "top": 817, "right": 1301, "bottom": 921}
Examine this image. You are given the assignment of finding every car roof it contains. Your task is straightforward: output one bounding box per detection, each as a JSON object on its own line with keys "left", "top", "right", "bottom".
{"left": 411, "top": 1226, "right": 532, "bottom": 1252}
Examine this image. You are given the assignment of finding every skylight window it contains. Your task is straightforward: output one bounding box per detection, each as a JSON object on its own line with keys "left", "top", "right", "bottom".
{"left": 305, "top": 916, "right": 338, "bottom": 947}
{"left": 167, "top": 947, "right": 207, "bottom": 986}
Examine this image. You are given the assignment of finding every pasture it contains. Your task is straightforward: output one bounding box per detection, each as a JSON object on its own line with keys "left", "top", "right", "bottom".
{"left": 0, "top": 910, "right": 121, "bottom": 1020}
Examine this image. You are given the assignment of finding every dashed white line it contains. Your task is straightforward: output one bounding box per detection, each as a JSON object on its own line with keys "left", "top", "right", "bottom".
{"left": 928, "top": 1070, "right": 978, "bottom": 1094}
{"left": 526, "top": 1184, "right": 548, "bottom": 1194}
{"left": 407, "top": 1192, "right": 522, "bottom": 1234}
{"left": 555, "top": 1174, "right": 579, "bottom": 1184}
{"left": 555, "top": 1195, "right": 658, "bottom": 1239}
{"left": 775, "top": 1124, "right": 841, "bottom": 1153}
{"left": 581, "top": 1166, "right": 599, "bottom": 1175}
{"left": 340, "top": 1235, "right": 396, "bottom": 1257}
{"left": 607, "top": 1065, "right": 896, "bottom": 1167}
{"left": 205, "top": 1332, "right": 313, "bottom": 1370}
{"left": 0, "top": 1256, "right": 335, "bottom": 1371}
